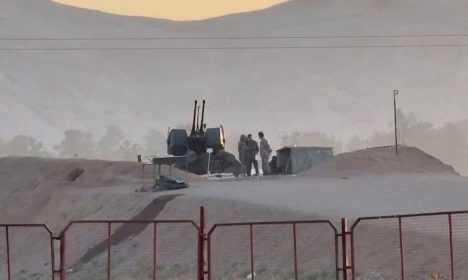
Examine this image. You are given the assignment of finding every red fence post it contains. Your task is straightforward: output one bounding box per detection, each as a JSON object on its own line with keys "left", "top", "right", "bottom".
{"left": 292, "top": 223, "right": 298, "bottom": 280}
{"left": 398, "top": 217, "right": 405, "bottom": 280}
{"left": 250, "top": 224, "right": 255, "bottom": 280}
{"left": 60, "top": 231, "right": 66, "bottom": 280}
{"left": 349, "top": 220, "right": 355, "bottom": 280}
{"left": 50, "top": 237, "right": 55, "bottom": 280}
{"left": 336, "top": 231, "right": 340, "bottom": 280}
{"left": 5, "top": 226, "right": 11, "bottom": 280}
{"left": 341, "top": 218, "right": 348, "bottom": 280}
{"left": 207, "top": 229, "right": 211, "bottom": 280}
{"left": 107, "top": 222, "right": 111, "bottom": 280}
{"left": 448, "top": 214, "right": 454, "bottom": 280}
{"left": 153, "top": 222, "right": 157, "bottom": 280}
{"left": 199, "top": 207, "right": 205, "bottom": 280}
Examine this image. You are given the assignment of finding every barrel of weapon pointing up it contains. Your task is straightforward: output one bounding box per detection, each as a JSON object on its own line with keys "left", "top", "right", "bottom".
{"left": 190, "top": 100, "right": 197, "bottom": 135}
{"left": 167, "top": 99, "right": 225, "bottom": 156}
{"left": 200, "top": 100, "right": 206, "bottom": 133}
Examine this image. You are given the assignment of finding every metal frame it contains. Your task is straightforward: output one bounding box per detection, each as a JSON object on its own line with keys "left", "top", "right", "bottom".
{"left": 0, "top": 224, "right": 54, "bottom": 280}
{"left": 206, "top": 220, "right": 339, "bottom": 280}
{"left": 5, "top": 209, "right": 468, "bottom": 280}
{"left": 350, "top": 209, "right": 468, "bottom": 280}
{"left": 141, "top": 155, "right": 190, "bottom": 189}
{"left": 60, "top": 219, "right": 200, "bottom": 280}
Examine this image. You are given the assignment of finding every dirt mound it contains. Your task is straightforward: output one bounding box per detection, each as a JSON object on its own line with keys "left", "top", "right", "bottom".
{"left": 302, "top": 146, "right": 457, "bottom": 177}
{"left": 0, "top": 156, "right": 201, "bottom": 189}
{"left": 0, "top": 157, "right": 202, "bottom": 230}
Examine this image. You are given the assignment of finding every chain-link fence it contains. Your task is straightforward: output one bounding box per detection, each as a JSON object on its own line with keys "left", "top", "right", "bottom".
{"left": 6, "top": 210, "right": 468, "bottom": 280}
{"left": 351, "top": 212, "right": 468, "bottom": 280}
{"left": 61, "top": 221, "right": 199, "bottom": 280}
{"left": 0, "top": 225, "right": 54, "bottom": 280}
{"left": 207, "top": 221, "right": 338, "bottom": 280}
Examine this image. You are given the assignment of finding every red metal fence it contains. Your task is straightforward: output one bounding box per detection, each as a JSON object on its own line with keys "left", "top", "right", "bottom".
{"left": 4, "top": 209, "right": 468, "bottom": 280}
{"left": 207, "top": 221, "right": 338, "bottom": 280}
{"left": 60, "top": 220, "right": 200, "bottom": 280}
{"left": 351, "top": 211, "right": 468, "bottom": 280}
{"left": 0, "top": 224, "right": 54, "bottom": 280}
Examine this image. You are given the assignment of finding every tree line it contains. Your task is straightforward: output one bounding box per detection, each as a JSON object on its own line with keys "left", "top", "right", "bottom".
{"left": 0, "top": 125, "right": 167, "bottom": 161}
{"left": 280, "top": 110, "right": 468, "bottom": 176}
{"left": 2, "top": 111, "right": 468, "bottom": 175}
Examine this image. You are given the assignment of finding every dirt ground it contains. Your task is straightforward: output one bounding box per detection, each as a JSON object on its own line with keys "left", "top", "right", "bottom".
{"left": 1, "top": 146, "right": 468, "bottom": 279}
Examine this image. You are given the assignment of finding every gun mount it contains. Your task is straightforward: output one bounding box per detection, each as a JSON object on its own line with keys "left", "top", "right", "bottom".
{"left": 167, "top": 100, "right": 226, "bottom": 156}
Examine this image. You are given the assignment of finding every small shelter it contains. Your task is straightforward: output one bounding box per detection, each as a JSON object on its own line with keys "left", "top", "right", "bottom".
{"left": 276, "top": 146, "right": 334, "bottom": 174}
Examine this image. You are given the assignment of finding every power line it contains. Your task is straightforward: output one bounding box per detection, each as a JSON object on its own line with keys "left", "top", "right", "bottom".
{"left": 2, "top": 44, "right": 468, "bottom": 51}
{"left": 2, "top": 34, "right": 468, "bottom": 41}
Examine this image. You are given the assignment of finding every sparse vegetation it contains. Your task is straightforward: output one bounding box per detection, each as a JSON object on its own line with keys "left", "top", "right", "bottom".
{"left": 67, "top": 167, "right": 84, "bottom": 181}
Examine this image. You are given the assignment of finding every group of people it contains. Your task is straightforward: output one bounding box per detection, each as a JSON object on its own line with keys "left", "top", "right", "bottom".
{"left": 238, "top": 132, "right": 273, "bottom": 176}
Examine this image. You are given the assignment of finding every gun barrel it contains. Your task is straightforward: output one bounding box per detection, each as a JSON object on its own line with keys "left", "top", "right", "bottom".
{"left": 191, "top": 100, "right": 198, "bottom": 134}
{"left": 196, "top": 105, "right": 200, "bottom": 132}
{"left": 200, "top": 100, "right": 206, "bottom": 133}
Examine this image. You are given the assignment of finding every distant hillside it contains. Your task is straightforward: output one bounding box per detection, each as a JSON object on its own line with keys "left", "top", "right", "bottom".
{"left": 1, "top": 0, "right": 468, "bottom": 148}
{"left": 303, "top": 146, "right": 457, "bottom": 177}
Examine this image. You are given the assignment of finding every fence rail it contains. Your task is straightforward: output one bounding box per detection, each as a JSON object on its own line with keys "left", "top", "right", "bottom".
{"left": 0, "top": 224, "right": 54, "bottom": 280}
{"left": 207, "top": 221, "right": 338, "bottom": 280}
{"left": 351, "top": 210, "right": 468, "bottom": 280}
{"left": 61, "top": 220, "right": 200, "bottom": 280}
{"left": 2, "top": 209, "right": 468, "bottom": 280}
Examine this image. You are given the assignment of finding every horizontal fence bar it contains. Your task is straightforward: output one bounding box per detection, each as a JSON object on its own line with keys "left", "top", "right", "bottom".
{"left": 5, "top": 208, "right": 468, "bottom": 280}
{"left": 208, "top": 219, "right": 339, "bottom": 280}
{"left": 60, "top": 219, "right": 200, "bottom": 234}
{"left": 0, "top": 224, "right": 55, "bottom": 280}
{"left": 0, "top": 224, "right": 54, "bottom": 235}
{"left": 351, "top": 210, "right": 468, "bottom": 280}
{"left": 351, "top": 209, "right": 468, "bottom": 230}
{"left": 61, "top": 219, "right": 202, "bottom": 280}
{"left": 208, "top": 220, "right": 337, "bottom": 235}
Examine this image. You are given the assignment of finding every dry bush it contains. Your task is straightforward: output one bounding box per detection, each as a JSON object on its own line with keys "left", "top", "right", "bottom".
{"left": 431, "top": 272, "right": 447, "bottom": 280}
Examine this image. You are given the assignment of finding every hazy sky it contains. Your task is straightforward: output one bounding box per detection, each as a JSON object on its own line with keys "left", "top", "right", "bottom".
{"left": 52, "top": 0, "right": 290, "bottom": 20}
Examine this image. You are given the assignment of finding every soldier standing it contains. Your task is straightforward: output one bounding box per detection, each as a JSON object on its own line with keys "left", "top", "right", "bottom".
{"left": 237, "top": 134, "right": 248, "bottom": 176}
{"left": 245, "top": 134, "right": 259, "bottom": 176}
{"left": 258, "top": 131, "right": 273, "bottom": 175}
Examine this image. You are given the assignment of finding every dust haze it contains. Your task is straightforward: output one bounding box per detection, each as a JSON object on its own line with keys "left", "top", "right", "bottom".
{"left": 3, "top": 2, "right": 468, "bottom": 279}
{"left": 1, "top": 0, "right": 468, "bottom": 174}
{"left": 2, "top": 109, "right": 468, "bottom": 175}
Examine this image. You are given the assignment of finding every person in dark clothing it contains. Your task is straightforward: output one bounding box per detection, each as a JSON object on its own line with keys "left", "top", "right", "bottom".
{"left": 258, "top": 131, "right": 272, "bottom": 175}
{"left": 269, "top": 155, "right": 281, "bottom": 175}
{"left": 245, "top": 134, "right": 259, "bottom": 176}
{"left": 237, "top": 134, "right": 248, "bottom": 176}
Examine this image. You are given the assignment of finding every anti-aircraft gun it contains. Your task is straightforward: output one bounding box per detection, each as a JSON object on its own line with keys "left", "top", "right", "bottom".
{"left": 167, "top": 100, "right": 226, "bottom": 156}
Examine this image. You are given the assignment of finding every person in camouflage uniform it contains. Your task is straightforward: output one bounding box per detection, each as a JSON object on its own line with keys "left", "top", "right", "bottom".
{"left": 245, "top": 134, "right": 259, "bottom": 176}
{"left": 258, "top": 131, "right": 273, "bottom": 175}
{"left": 237, "top": 134, "right": 248, "bottom": 176}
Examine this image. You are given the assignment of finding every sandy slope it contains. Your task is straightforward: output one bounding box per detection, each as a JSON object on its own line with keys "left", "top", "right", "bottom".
{"left": 0, "top": 147, "right": 466, "bottom": 228}
{"left": 1, "top": 148, "right": 468, "bottom": 279}
{"left": 0, "top": 156, "right": 200, "bottom": 231}
{"left": 167, "top": 173, "right": 468, "bottom": 222}
{"left": 303, "top": 145, "right": 457, "bottom": 177}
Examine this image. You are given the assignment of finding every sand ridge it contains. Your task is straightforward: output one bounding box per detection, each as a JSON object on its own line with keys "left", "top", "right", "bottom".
{"left": 302, "top": 146, "right": 457, "bottom": 178}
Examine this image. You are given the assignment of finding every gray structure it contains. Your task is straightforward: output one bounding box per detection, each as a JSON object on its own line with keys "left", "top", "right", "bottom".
{"left": 276, "top": 146, "right": 334, "bottom": 174}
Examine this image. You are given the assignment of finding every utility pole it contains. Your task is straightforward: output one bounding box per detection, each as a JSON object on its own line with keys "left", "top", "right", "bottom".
{"left": 394, "top": 90, "right": 399, "bottom": 155}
